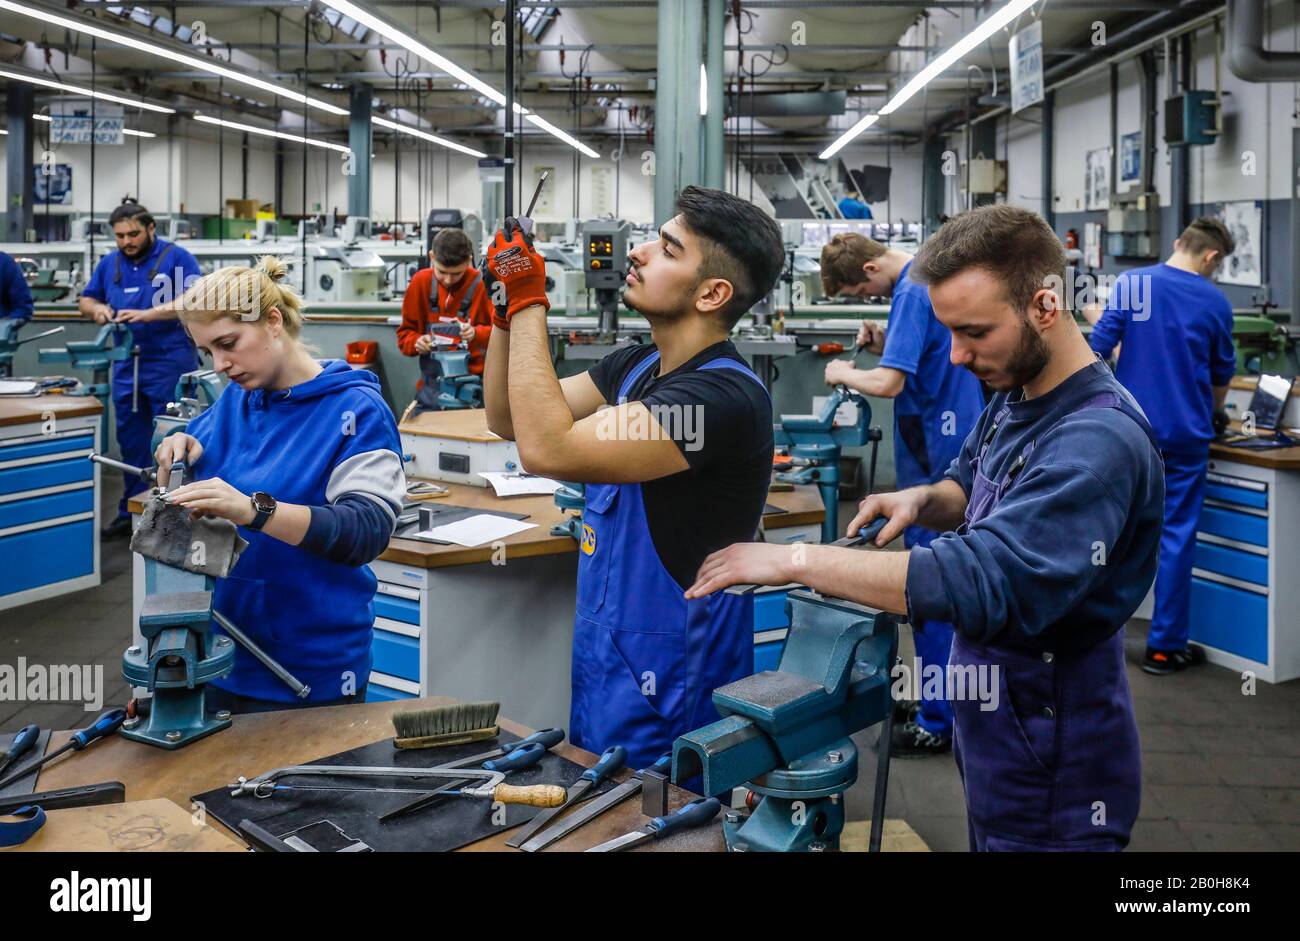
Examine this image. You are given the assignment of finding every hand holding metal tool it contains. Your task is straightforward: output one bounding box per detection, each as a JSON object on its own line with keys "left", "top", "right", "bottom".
{"left": 584, "top": 797, "right": 722, "bottom": 852}
{"left": 518, "top": 752, "right": 672, "bottom": 852}
{"left": 0, "top": 709, "right": 126, "bottom": 791}
{"left": 505, "top": 743, "right": 627, "bottom": 847}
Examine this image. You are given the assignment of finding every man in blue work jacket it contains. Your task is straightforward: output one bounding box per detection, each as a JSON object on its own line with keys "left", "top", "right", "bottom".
{"left": 690, "top": 205, "right": 1164, "bottom": 851}
{"left": 1088, "top": 217, "right": 1237, "bottom": 675}
{"left": 482, "top": 186, "right": 785, "bottom": 771}
{"left": 79, "top": 199, "right": 201, "bottom": 537}
{"left": 0, "top": 251, "right": 34, "bottom": 324}
{"left": 818, "top": 232, "right": 985, "bottom": 757}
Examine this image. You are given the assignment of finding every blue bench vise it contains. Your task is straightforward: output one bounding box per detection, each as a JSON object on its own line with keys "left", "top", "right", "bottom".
{"left": 672, "top": 526, "right": 899, "bottom": 852}
{"left": 121, "top": 560, "right": 236, "bottom": 749}
{"left": 38, "top": 323, "right": 135, "bottom": 445}
{"left": 775, "top": 385, "right": 881, "bottom": 542}
{"left": 429, "top": 349, "right": 484, "bottom": 410}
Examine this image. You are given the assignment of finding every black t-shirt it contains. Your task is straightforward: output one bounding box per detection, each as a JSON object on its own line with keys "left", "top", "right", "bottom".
{"left": 588, "top": 340, "right": 774, "bottom": 589}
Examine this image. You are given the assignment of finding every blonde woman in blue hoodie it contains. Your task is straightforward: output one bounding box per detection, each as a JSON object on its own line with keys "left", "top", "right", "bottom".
{"left": 154, "top": 255, "right": 404, "bottom": 713}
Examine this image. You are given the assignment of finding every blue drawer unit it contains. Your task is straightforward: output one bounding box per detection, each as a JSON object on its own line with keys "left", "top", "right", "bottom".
{"left": 366, "top": 682, "right": 416, "bottom": 703}
{"left": 754, "top": 638, "right": 785, "bottom": 673}
{"left": 1194, "top": 540, "right": 1268, "bottom": 587}
{"left": 1188, "top": 577, "right": 1268, "bottom": 664}
{"left": 0, "top": 519, "right": 94, "bottom": 597}
{"left": 0, "top": 488, "right": 94, "bottom": 530}
{"left": 371, "top": 628, "right": 420, "bottom": 683}
{"left": 752, "top": 591, "right": 790, "bottom": 632}
{"left": 1199, "top": 504, "right": 1268, "bottom": 548}
{"left": 374, "top": 591, "right": 420, "bottom": 625}
{"left": 0, "top": 457, "right": 93, "bottom": 497}
{"left": 0, "top": 434, "right": 94, "bottom": 463}
{"left": 1204, "top": 480, "right": 1267, "bottom": 510}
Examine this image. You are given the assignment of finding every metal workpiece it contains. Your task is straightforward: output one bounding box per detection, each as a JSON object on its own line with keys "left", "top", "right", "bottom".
{"left": 230, "top": 764, "right": 510, "bottom": 799}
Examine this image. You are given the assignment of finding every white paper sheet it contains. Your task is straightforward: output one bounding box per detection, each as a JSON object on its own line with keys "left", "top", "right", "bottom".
{"left": 415, "top": 514, "right": 538, "bottom": 547}
{"left": 478, "top": 472, "right": 562, "bottom": 497}
{"left": 0, "top": 380, "right": 39, "bottom": 395}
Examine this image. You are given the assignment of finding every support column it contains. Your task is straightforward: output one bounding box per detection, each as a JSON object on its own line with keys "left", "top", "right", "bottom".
{"left": 348, "top": 83, "right": 372, "bottom": 220}
{"left": 1041, "top": 90, "right": 1055, "bottom": 230}
{"left": 5, "top": 84, "right": 35, "bottom": 242}
{"left": 654, "top": 0, "right": 704, "bottom": 222}
{"left": 703, "top": 0, "right": 725, "bottom": 189}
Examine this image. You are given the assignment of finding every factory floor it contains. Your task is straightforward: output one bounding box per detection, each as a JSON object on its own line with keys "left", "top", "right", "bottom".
{"left": 2, "top": 484, "right": 1298, "bottom": 851}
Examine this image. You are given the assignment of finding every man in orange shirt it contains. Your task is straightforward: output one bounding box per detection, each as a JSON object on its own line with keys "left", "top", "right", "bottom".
{"left": 396, "top": 228, "right": 493, "bottom": 411}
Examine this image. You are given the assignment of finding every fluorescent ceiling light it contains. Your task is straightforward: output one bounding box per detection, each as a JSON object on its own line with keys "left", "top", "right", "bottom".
{"left": 700, "top": 65, "right": 708, "bottom": 117}
{"left": 194, "top": 114, "right": 351, "bottom": 154}
{"left": 0, "top": 65, "right": 174, "bottom": 114}
{"left": 820, "top": 0, "right": 1038, "bottom": 160}
{"left": 319, "top": 0, "right": 599, "bottom": 158}
{"left": 371, "top": 115, "right": 485, "bottom": 158}
{"left": 31, "top": 112, "right": 154, "bottom": 137}
{"left": 0, "top": 0, "right": 348, "bottom": 116}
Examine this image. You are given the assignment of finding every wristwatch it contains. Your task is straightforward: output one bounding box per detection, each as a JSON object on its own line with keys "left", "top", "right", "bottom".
{"left": 248, "top": 491, "right": 277, "bottom": 531}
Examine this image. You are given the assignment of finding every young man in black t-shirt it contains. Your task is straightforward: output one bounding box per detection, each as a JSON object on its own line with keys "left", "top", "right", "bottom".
{"left": 482, "top": 186, "right": 784, "bottom": 769}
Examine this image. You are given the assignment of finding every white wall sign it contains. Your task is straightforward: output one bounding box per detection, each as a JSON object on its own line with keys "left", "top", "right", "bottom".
{"left": 1085, "top": 147, "right": 1112, "bottom": 211}
{"left": 51, "top": 99, "right": 124, "bottom": 146}
{"left": 1009, "top": 20, "right": 1044, "bottom": 114}
{"left": 1217, "top": 200, "right": 1263, "bottom": 287}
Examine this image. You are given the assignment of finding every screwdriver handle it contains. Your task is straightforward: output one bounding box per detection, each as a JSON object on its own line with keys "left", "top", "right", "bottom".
{"left": 492, "top": 784, "right": 567, "bottom": 807}
{"left": 3, "top": 724, "right": 39, "bottom": 760}
{"left": 483, "top": 741, "right": 545, "bottom": 773}
{"left": 71, "top": 709, "right": 127, "bottom": 750}
{"left": 581, "top": 745, "right": 627, "bottom": 784}
{"left": 650, "top": 797, "right": 722, "bottom": 838}
{"left": 509, "top": 728, "right": 565, "bottom": 753}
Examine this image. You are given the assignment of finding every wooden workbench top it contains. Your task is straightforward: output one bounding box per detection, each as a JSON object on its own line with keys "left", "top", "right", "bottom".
{"left": 399, "top": 406, "right": 505, "bottom": 443}
{"left": 0, "top": 393, "right": 101, "bottom": 427}
{"left": 34, "top": 697, "right": 719, "bottom": 853}
{"left": 1210, "top": 422, "right": 1300, "bottom": 471}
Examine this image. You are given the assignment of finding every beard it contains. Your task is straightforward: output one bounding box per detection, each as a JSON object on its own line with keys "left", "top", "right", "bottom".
{"left": 1003, "top": 313, "right": 1052, "bottom": 389}
{"left": 619, "top": 267, "right": 694, "bottom": 325}
{"left": 123, "top": 235, "right": 154, "bottom": 261}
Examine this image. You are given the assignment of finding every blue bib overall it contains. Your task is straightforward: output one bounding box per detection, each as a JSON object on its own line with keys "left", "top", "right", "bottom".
{"left": 569, "top": 350, "right": 768, "bottom": 771}
{"left": 952, "top": 389, "right": 1156, "bottom": 851}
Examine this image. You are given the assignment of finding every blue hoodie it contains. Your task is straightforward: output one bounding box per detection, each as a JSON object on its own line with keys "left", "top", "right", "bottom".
{"left": 186, "top": 360, "right": 405, "bottom": 702}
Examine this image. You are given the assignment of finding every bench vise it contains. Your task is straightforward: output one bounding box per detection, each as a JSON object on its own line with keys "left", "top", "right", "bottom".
{"left": 38, "top": 323, "right": 135, "bottom": 444}
{"left": 120, "top": 560, "right": 235, "bottom": 749}
{"left": 673, "top": 565, "right": 899, "bottom": 852}
{"left": 775, "top": 386, "right": 881, "bottom": 542}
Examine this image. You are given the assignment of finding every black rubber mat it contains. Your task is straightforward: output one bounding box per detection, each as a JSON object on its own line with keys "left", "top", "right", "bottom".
{"left": 0, "top": 729, "right": 52, "bottom": 799}
{"left": 193, "top": 731, "right": 612, "bottom": 852}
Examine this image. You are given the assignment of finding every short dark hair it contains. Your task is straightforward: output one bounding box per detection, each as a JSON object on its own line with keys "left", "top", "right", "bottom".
{"left": 1179, "top": 217, "right": 1234, "bottom": 258}
{"left": 431, "top": 228, "right": 474, "bottom": 266}
{"left": 673, "top": 185, "right": 784, "bottom": 329}
{"left": 109, "top": 198, "right": 153, "bottom": 229}
{"left": 911, "top": 204, "right": 1065, "bottom": 314}
{"left": 819, "top": 232, "right": 889, "bottom": 296}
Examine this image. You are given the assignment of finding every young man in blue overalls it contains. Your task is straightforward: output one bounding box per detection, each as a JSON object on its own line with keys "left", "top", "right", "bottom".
{"left": 818, "top": 232, "right": 985, "bottom": 757}
{"left": 482, "top": 186, "right": 785, "bottom": 771}
{"left": 79, "top": 199, "right": 201, "bottom": 538}
{"left": 1088, "top": 217, "right": 1237, "bottom": 675}
{"left": 689, "top": 205, "right": 1165, "bottom": 851}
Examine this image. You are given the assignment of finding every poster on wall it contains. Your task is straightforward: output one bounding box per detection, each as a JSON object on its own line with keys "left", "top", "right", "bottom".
{"left": 1217, "top": 200, "right": 1263, "bottom": 287}
{"left": 1120, "top": 132, "right": 1141, "bottom": 184}
{"left": 50, "top": 99, "right": 124, "bottom": 146}
{"left": 1085, "top": 147, "right": 1111, "bottom": 210}
{"left": 1009, "top": 20, "right": 1044, "bottom": 114}
{"left": 1084, "top": 221, "right": 1104, "bottom": 270}
{"left": 33, "top": 163, "right": 72, "bottom": 205}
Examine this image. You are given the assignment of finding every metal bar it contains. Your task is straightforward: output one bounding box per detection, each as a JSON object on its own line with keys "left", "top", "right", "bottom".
{"left": 211, "top": 610, "right": 311, "bottom": 699}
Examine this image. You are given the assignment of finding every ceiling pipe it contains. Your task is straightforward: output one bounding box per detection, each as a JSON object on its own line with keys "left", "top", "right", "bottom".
{"left": 1226, "top": 0, "right": 1300, "bottom": 81}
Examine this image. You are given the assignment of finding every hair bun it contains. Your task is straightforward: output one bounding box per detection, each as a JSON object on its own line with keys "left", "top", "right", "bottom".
{"left": 255, "top": 254, "right": 288, "bottom": 283}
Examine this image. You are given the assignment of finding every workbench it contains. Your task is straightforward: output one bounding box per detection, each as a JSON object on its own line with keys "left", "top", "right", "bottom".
{"left": 128, "top": 407, "right": 826, "bottom": 731}
{"left": 18, "top": 696, "right": 721, "bottom": 853}
{"left": 1189, "top": 421, "right": 1300, "bottom": 683}
{"left": 0, "top": 393, "right": 102, "bottom": 611}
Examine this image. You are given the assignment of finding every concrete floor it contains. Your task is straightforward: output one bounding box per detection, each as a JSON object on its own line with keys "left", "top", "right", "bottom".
{"left": 2, "top": 482, "right": 1298, "bottom": 850}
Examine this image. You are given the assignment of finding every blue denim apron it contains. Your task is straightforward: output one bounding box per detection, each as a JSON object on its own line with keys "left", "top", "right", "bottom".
{"left": 569, "top": 350, "right": 768, "bottom": 771}
{"left": 951, "top": 389, "right": 1155, "bottom": 851}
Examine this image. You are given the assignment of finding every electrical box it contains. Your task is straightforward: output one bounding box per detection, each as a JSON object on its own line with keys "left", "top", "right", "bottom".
{"left": 1164, "top": 91, "right": 1219, "bottom": 147}
{"left": 963, "top": 158, "right": 1008, "bottom": 195}
{"left": 1105, "top": 191, "right": 1161, "bottom": 258}
{"left": 581, "top": 220, "right": 631, "bottom": 291}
